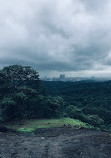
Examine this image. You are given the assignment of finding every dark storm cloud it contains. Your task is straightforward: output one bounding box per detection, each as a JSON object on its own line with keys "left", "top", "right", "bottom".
{"left": 0, "top": 0, "right": 111, "bottom": 76}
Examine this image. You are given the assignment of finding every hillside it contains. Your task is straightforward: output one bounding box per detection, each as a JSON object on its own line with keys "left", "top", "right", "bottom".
{"left": 0, "top": 65, "right": 111, "bottom": 130}
{"left": 44, "top": 81, "right": 111, "bottom": 129}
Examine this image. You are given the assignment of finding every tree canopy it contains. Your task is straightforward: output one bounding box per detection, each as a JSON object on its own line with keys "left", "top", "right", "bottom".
{"left": 0, "top": 65, "right": 64, "bottom": 122}
{"left": 1, "top": 65, "right": 39, "bottom": 81}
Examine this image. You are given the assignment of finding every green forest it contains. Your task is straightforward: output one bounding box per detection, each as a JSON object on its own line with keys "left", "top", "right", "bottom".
{"left": 0, "top": 65, "right": 111, "bottom": 130}
{"left": 44, "top": 81, "right": 111, "bottom": 130}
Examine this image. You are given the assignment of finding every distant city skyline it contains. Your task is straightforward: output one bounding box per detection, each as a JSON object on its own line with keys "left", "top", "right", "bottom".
{"left": 41, "top": 74, "right": 111, "bottom": 82}
{"left": 39, "top": 70, "right": 111, "bottom": 78}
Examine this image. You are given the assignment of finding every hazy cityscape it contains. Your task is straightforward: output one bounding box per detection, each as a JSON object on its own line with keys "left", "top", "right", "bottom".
{"left": 41, "top": 74, "right": 111, "bottom": 82}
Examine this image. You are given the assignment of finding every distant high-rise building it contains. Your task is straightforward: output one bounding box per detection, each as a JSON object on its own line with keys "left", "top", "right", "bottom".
{"left": 91, "top": 76, "right": 95, "bottom": 80}
{"left": 60, "top": 74, "right": 65, "bottom": 80}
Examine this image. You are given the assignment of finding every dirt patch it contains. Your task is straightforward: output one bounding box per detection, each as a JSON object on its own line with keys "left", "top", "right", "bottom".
{"left": 0, "top": 127, "right": 111, "bottom": 158}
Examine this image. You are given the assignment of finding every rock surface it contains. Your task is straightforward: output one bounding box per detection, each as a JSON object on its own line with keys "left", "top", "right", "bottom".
{"left": 0, "top": 127, "right": 111, "bottom": 158}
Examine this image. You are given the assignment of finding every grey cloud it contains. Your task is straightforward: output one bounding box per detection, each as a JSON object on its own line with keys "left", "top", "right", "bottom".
{"left": 0, "top": 0, "right": 111, "bottom": 77}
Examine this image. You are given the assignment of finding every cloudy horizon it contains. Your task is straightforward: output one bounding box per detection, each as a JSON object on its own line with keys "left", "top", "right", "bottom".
{"left": 0, "top": 0, "right": 111, "bottom": 77}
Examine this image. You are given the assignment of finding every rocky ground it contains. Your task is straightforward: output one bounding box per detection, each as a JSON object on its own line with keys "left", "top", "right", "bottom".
{"left": 0, "top": 127, "right": 111, "bottom": 158}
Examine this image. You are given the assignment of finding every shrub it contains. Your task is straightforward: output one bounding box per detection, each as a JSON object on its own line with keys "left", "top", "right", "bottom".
{"left": 66, "top": 105, "right": 104, "bottom": 127}
{"left": 84, "top": 115, "right": 104, "bottom": 127}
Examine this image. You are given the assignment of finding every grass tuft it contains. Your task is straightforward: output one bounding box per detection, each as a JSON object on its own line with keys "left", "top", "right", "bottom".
{"left": 17, "top": 127, "right": 35, "bottom": 133}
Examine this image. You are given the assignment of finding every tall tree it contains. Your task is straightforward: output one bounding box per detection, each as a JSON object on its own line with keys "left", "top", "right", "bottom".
{"left": 1, "top": 65, "right": 39, "bottom": 81}
{"left": 0, "top": 65, "right": 44, "bottom": 93}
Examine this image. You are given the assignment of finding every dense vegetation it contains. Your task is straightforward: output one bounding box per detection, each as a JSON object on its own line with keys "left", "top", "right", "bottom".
{"left": 44, "top": 81, "right": 111, "bottom": 129}
{"left": 0, "top": 65, "right": 111, "bottom": 130}
{"left": 0, "top": 65, "right": 64, "bottom": 121}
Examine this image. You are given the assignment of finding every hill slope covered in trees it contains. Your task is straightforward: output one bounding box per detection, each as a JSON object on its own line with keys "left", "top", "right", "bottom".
{"left": 44, "top": 81, "right": 111, "bottom": 130}
{"left": 0, "top": 65, "right": 111, "bottom": 130}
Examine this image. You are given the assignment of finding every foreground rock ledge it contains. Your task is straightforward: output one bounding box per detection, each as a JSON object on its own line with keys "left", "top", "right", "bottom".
{"left": 0, "top": 127, "right": 111, "bottom": 158}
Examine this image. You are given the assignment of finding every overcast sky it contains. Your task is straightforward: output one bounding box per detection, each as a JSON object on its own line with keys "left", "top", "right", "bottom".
{"left": 0, "top": 0, "right": 111, "bottom": 77}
